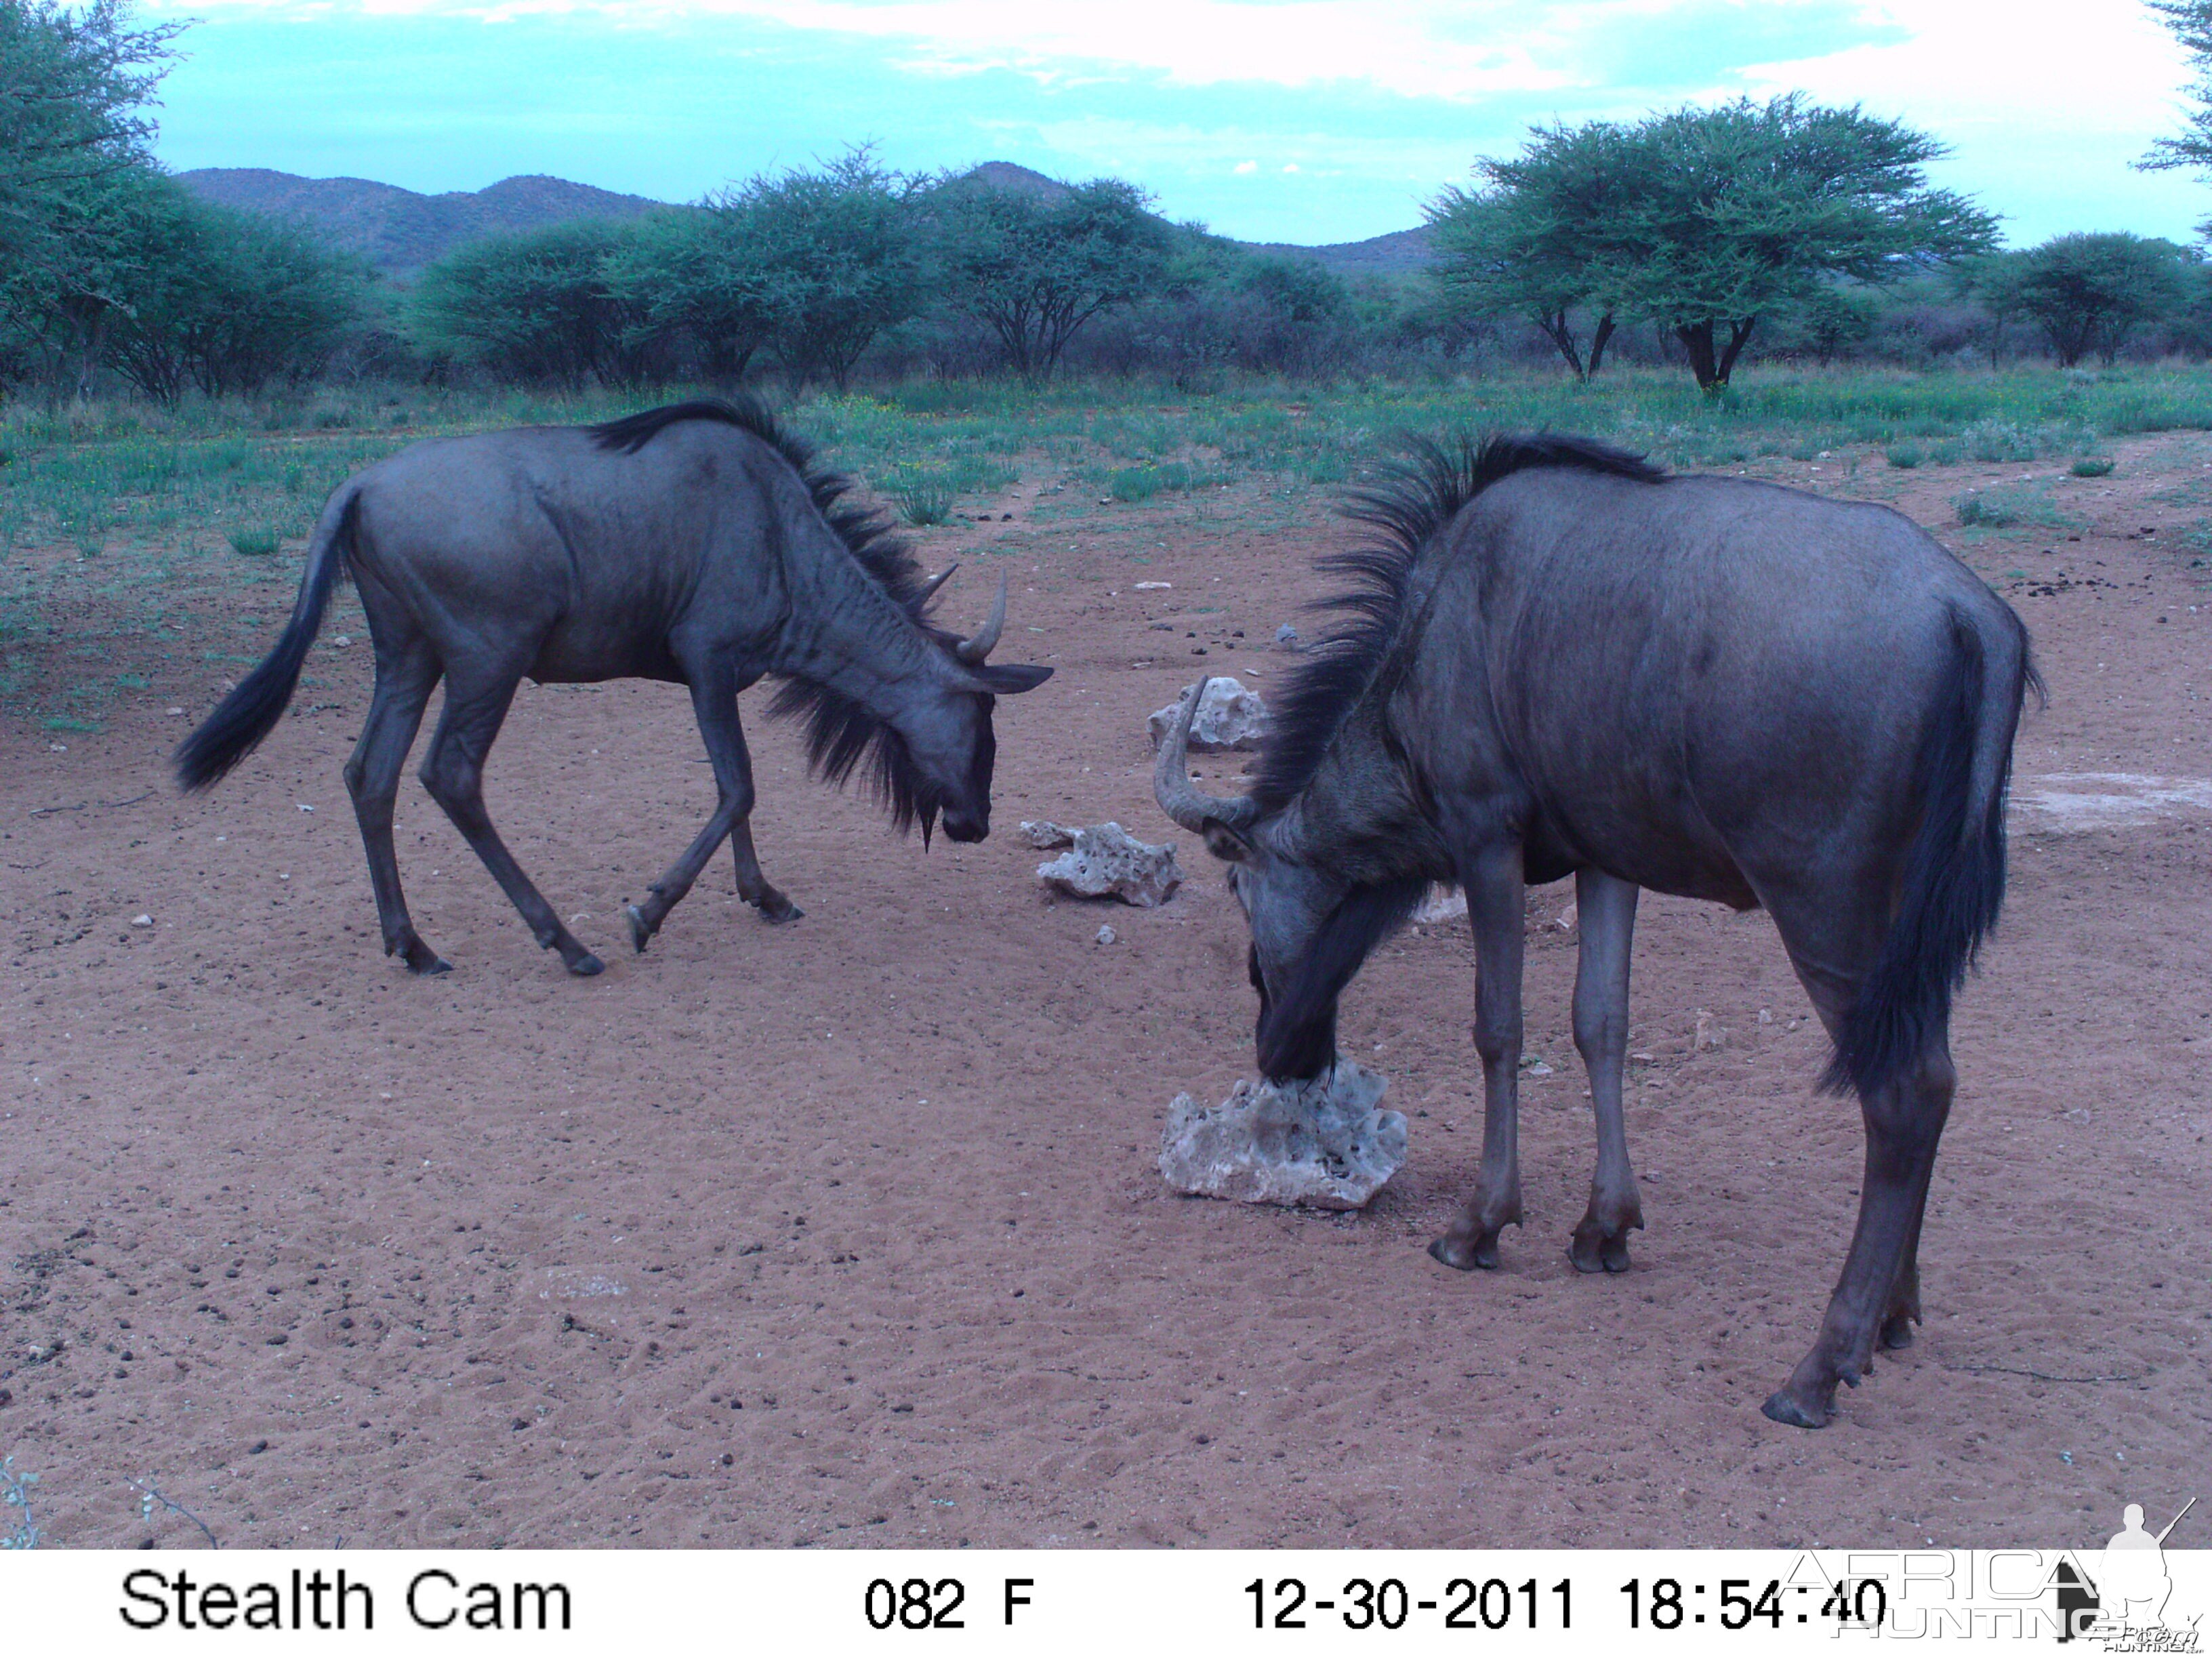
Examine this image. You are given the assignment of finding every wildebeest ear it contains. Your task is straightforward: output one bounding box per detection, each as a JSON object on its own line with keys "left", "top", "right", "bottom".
{"left": 1202, "top": 819, "right": 1256, "bottom": 862}
{"left": 972, "top": 662, "right": 1052, "bottom": 694}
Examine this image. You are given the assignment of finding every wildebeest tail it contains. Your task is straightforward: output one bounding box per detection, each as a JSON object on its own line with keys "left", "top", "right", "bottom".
{"left": 1822, "top": 605, "right": 2037, "bottom": 1098}
{"left": 174, "top": 487, "right": 359, "bottom": 792}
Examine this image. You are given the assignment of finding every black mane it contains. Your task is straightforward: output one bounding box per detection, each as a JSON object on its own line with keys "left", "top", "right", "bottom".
{"left": 1248, "top": 432, "right": 1663, "bottom": 816}
{"left": 590, "top": 396, "right": 949, "bottom": 840}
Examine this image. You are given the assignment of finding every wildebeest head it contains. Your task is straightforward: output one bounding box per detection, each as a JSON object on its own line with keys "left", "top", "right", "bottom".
{"left": 907, "top": 569, "right": 1051, "bottom": 842}
{"left": 1153, "top": 678, "right": 1425, "bottom": 1081}
{"left": 772, "top": 565, "right": 1050, "bottom": 845}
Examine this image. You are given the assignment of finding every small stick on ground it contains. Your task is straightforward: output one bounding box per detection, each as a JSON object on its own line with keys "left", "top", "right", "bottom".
{"left": 131, "top": 1477, "right": 220, "bottom": 1549}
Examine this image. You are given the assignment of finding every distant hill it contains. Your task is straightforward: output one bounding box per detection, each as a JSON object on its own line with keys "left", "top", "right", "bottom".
{"left": 175, "top": 162, "right": 1431, "bottom": 282}
{"left": 1242, "top": 226, "right": 1433, "bottom": 279}
{"left": 174, "top": 169, "right": 664, "bottom": 277}
{"left": 958, "top": 161, "right": 1431, "bottom": 278}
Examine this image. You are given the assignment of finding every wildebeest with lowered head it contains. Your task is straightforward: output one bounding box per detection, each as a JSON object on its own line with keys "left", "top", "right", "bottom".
{"left": 1155, "top": 433, "right": 2035, "bottom": 1428}
{"left": 176, "top": 396, "right": 1051, "bottom": 976}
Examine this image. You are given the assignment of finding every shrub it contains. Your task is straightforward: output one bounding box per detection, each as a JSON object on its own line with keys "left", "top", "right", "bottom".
{"left": 888, "top": 470, "right": 953, "bottom": 526}
{"left": 1885, "top": 443, "right": 1923, "bottom": 468}
{"left": 2070, "top": 455, "right": 2116, "bottom": 477}
{"left": 227, "top": 527, "right": 279, "bottom": 557}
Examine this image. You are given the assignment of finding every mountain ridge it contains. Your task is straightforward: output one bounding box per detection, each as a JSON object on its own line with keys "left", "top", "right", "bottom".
{"left": 176, "top": 163, "right": 1431, "bottom": 279}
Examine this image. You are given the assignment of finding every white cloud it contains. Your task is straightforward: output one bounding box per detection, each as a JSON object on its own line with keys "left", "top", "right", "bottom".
{"left": 1739, "top": 0, "right": 2190, "bottom": 138}
{"left": 1233, "top": 159, "right": 1256, "bottom": 173}
{"left": 155, "top": 0, "right": 1629, "bottom": 99}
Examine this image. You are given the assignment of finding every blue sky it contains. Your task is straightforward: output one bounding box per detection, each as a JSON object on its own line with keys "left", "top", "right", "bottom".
{"left": 144, "top": 0, "right": 2212, "bottom": 247}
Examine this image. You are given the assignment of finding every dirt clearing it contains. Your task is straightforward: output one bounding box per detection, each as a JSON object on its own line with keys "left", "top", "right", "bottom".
{"left": 2, "top": 435, "right": 2206, "bottom": 1549}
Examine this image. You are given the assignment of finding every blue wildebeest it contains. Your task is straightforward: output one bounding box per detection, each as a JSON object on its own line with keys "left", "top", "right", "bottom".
{"left": 1154, "top": 434, "right": 2035, "bottom": 1427}
{"left": 177, "top": 398, "right": 1050, "bottom": 976}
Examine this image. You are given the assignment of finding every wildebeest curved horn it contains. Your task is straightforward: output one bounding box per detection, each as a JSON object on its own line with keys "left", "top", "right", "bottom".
{"left": 1153, "top": 676, "right": 1259, "bottom": 833}
{"left": 916, "top": 564, "right": 958, "bottom": 607}
{"left": 955, "top": 572, "right": 1007, "bottom": 663}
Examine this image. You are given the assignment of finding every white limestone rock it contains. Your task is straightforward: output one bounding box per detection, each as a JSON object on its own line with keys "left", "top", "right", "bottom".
{"left": 1037, "top": 822, "right": 1184, "bottom": 907}
{"left": 1413, "top": 886, "right": 1467, "bottom": 924}
{"left": 1148, "top": 677, "right": 1271, "bottom": 753}
{"left": 1018, "top": 820, "right": 1076, "bottom": 850}
{"left": 1159, "top": 1059, "right": 1406, "bottom": 1211}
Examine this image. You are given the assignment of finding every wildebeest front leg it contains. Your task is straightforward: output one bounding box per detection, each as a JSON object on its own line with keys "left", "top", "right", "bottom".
{"left": 626, "top": 670, "right": 797, "bottom": 953}
{"left": 1569, "top": 867, "right": 1643, "bottom": 1273}
{"left": 418, "top": 673, "right": 604, "bottom": 977}
{"left": 1430, "top": 842, "right": 1527, "bottom": 1271}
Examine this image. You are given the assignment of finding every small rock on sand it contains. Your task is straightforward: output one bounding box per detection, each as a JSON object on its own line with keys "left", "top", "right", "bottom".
{"left": 1037, "top": 823, "right": 1183, "bottom": 907}
{"left": 1149, "top": 678, "right": 1270, "bottom": 753}
{"left": 1694, "top": 1009, "right": 1727, "bottom": 1051}
{"left": 1160, "top": 1059, "right": 1406, "bottom": 1210}
{"left": 1018, "top": 820, "right": 1076, "bottom": 850}
{"left": 1095, "top": 925, "right": 1116, "bottom": 945}
{"left": 1414, "top": 886, "right": 1467, "bottom": 924}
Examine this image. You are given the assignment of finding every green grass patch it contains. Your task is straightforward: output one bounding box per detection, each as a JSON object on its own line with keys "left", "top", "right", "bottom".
{"left": 887, "top": 470, "right": 954, "bottom": 527}
{"left": 227, "top": 528, "right": 280, "bottom": 558}
{"left": 1954, "top": 485, "right": 2074, "bottom": 530}
{"left": 2070, "top": 456, "right": 2116, "bottom": 477}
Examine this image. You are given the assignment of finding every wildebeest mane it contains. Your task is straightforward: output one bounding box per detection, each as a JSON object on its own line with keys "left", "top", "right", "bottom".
{"left": 1249, "top": 432, "right": 1664, "bottom": 817}
{"left": 591, "top": 396, "right": 949, "bottom": 840}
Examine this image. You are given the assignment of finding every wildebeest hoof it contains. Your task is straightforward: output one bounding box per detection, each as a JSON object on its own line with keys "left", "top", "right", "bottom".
{"left": 566, "top": 950, "right": 605, "bottom": 977}
{"left": 1879, "top": 1311, "right": 1918, "bottom": 1350}
{"left": 625, "top": 903, "right": 652, "bottom": 954}
{"left": 1759, "top": 1387, "right": 1832, "bottom": 1429}
{"left": 757, "top": 896, "right": 802, "bottom": 924}
{"left": 1570, "top": 1224, "right": 1634, "bottom": 1275}
{"left": 395, "top": 937, "right": 450, "bottom": 975}
{"left": 1428, "top": 1233, "right": 1501, "bottom": 1272}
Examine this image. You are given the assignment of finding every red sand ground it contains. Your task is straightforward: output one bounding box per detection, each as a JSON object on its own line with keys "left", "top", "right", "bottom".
{"left": 2, "top": 432, "right": 2207, "bottom": 1550}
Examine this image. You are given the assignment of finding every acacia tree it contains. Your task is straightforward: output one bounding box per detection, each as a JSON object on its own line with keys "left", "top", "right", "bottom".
{"left": 0, "top": 0, "right": 184, "bottom": 393}
{"left": 726, "top": 151, "right": 922, "bottom": 394}
{"left": 2009, "top": 233, "right": 2190, "bottom": 366}
{"left": 1626, "top": 98, "right": 1996, "bottom": 389}
{"left": 412, "top": 222, "right": 656, "bottom": 388}
{"left": 600, "top": 205, "right": 775, "bottom": 385}
{"left": 2144, "top": 0, "right": 2212, "bottom": 218}
{"left": 1427, "top": 121, "right": 1636, "bottom": 379}
{"left": 103, "top": 186, "right": 369, "bottom": 400}
{"left": 1452, "top": 98, "right": 1994, "bottom": 391}
{"left": 930, "top": 177, "right": 1172, "bottom": 382}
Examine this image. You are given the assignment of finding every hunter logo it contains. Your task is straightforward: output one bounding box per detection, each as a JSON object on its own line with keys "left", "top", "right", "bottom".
{"left": 2057, "top": 1498, "right": 2200, "bottom": 1649}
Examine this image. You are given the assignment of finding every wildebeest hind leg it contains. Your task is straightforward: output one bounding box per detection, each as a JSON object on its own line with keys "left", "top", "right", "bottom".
{"left": 1879, "top": 1168, "right": 1933, "bottom": 1351}
{"left": 418, "top": 672, "right": 604, "bottom": 977}
{"left": 1568, "top": 868, "right": 1643, "bottom": 1273}
{"left": 1430, "top": 843, "right": 1528, "bottom": 1272}
{"left": 1763, "top": 1044, "right": 1954, "bottom": 1428}
{"left": 344, "top": 640, "right": 445, "bottom": 974}
{"left": 626, "top": 668, "right": 796, "bottom": 951}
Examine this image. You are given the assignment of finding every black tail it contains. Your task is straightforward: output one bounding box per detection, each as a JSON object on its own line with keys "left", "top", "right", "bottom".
{"left": 1822, "top": 606, "right": 2038, "bottom": 1098}
{"left": 174, "top": 489, "right": 359, "bottom": 792}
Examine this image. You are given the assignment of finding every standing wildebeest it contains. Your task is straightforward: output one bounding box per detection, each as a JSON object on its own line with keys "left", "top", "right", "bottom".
{"left": 176, "top": 397, "right": 1051, "bottom": 976}
{"left": 1155, "top": 434, "right": 2035, "bottom": 1427}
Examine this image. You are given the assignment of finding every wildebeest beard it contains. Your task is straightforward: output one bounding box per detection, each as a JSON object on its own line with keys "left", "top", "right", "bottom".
{"left": 769, "top": 678, "right": 989, "bottom": 848}
{"left": 1255, "top": 875, "right": 1429, "bottom": 1080}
